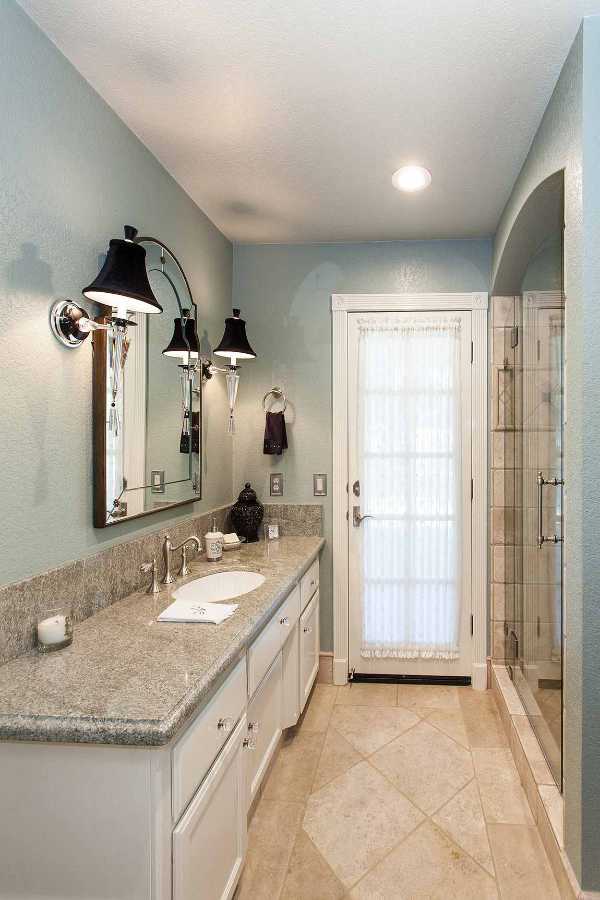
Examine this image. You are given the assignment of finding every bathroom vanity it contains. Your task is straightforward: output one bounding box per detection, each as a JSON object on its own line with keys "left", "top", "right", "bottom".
{"left": 0, "top": 537, "right": 323, "bottom": 900}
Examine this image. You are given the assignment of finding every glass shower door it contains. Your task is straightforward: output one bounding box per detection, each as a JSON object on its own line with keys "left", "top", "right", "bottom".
{"left": 513, "top": 293, "right": 564, "bottom": 786}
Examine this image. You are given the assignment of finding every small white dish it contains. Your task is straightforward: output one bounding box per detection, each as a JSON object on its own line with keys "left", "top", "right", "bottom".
{"left": 223, "top": 539, "right": 244, "bottom": 552}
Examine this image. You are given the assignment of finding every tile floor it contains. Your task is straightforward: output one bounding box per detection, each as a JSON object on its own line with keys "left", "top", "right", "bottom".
{"left": 236, "top": 682, "right": 562, "bottom": 899}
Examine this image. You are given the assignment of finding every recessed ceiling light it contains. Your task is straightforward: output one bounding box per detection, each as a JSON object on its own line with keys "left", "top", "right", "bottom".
{"left": 392, "top": 165, "right": 432, "bottom": 193}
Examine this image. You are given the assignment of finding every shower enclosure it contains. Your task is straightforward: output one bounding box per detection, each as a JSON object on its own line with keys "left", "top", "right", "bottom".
{"left": 505, "top": 222, "right": 565, "bottom": 787}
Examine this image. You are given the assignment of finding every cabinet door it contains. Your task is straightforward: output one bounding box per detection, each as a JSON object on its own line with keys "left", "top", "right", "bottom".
{"left": 300, "top": 590, "right": 320, "bottom": 712}
{"left": 173, "top": 717, "right": 247, "bottom": 900}
{"left": 246, "top": 652, "right": 282, "bottom": 809}
{"left": 281, "top": 622, "right": 300, "bottom": 730}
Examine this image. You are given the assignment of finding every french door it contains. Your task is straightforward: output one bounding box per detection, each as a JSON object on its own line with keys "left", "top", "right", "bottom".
{"left": 347, "top": 310, "right": 474, "bottom": 678}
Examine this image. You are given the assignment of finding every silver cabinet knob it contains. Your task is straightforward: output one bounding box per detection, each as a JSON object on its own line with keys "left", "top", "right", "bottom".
{"left": 280, "top": 616, "right": 290, "bottom": 626}
{"left": 303, "top": 625, "right": 313, "bottom": 634}
{"left": 248, "top": 721, "right": 260, "bottom": 734}
{"left": 217, "top": 717, "right": 233, "bottom": 732}
{"left": 243, "top": 737, "right": 256, "bottom": 750}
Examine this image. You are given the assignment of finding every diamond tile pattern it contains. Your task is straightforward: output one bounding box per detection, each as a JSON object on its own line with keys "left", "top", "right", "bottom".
{"left": 236, "top": 683, "right": 560, "bottom": 899}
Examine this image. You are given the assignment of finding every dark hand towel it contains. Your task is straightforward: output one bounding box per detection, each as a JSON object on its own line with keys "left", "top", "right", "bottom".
{"left": 263, "top": 411, "right": 288, "bottom": 455}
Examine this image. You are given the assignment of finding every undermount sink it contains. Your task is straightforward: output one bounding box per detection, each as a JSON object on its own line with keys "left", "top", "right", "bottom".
{"left": 172, "top": 570, "right": 265, "bottom": 604}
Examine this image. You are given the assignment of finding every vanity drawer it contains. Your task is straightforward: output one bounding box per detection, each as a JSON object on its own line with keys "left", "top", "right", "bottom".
{"left": 248, "top": 585, "right": 300, "bottom": 698}
{"left": 300, "top": 559, "right": 319, "bottom": 611}
{"left": 173, "top": 656, "right": 247, "bottom": 823}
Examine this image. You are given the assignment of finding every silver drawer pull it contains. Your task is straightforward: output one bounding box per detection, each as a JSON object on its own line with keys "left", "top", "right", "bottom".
{"left": 280, "top": 616, "right": 290, "bottom": 626}
{"left": 217, "top": 717, "right": 233, "bottom": 732}
{"left": 243, "top": 737, "right": 256, "bottom": 751}
{"left": 303, "top": 625, "right": 313, "bottom": 634}
{"left": 248, "top": 721, "right": 260, "bottom": 734}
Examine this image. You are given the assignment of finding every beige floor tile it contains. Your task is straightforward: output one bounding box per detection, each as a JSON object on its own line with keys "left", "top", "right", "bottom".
{"left": 488, "top": 823, "right": 561, "bottom": 899}
{"left": 312, "top": 727, "right": 362, "bottom": 791}
{"left": 303, "top": 759, "right": 424, "bottom": 887}
{"left": 335, "top": 682, "right": 397, "bottom": 707}
{"left": 432, "top": 779, "right": 495, "bottom": 875}
{"left": 350, "top": 821, "right": 498, "bottom": 899}
{"left": 330, "top": 703, "right": 420, "bottom": 755}
{"left": 421, "top": 708, "right": 470, "bottom": 748}
{"left": 236, "top": 850, "right": 287, "bottom": 900}
{"left": 472, "top": 748, "right": 534, "bottom": 824}
{"left": 247, "top": 799, "right": 304, "bottom": 869}
{"left": 263, "top": 730, "right": 325, "bottom": 802}
{"left": 300, "top": 684, "right": 337, "bottom": 733}
{"left": 461, "top": 696, "right": 508, "bottom": 749}
{"left": 370, "top": 719, "right": 473, "bottom": 815}
{"left": 396, "top": 683, "right": 460, "bottom": 709}
{"left": 280, "top": 830, "right": 346, "bottom": 899}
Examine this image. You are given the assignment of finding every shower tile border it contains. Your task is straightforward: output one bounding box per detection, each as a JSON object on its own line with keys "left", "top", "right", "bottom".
{"left": 492, "top": 664, "right": 580, "bottom": 900}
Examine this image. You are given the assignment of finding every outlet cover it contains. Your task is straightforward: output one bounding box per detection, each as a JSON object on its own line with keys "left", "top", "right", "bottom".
{"left": 270, "top": 473, "right": 284, "bottom": 496}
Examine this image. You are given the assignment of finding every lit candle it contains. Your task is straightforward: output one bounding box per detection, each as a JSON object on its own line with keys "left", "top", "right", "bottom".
{"left": 37, "top": 614, "right": 67, "bottom": 647}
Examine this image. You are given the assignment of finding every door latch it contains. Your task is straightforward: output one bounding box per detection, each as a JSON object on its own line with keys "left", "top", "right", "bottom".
{"left": 353, "top": 506, "right": 373, "bottom": 527}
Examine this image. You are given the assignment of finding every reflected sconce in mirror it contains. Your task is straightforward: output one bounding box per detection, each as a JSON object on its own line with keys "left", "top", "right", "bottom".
{"left": 205, "top": 308, "right": 257, "bottom": 434}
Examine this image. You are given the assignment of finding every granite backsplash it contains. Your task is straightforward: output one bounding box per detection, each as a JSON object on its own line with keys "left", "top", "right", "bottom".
{"left": 0, "top": 502, "right": 322, "bottom": 666}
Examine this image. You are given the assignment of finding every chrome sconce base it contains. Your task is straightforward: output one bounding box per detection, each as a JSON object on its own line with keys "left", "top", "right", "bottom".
{"left": 50, "top": 299, "right": 135, "bottom": 349}
{"left": 50, "top": 300, "right": 92, "bottom": 348}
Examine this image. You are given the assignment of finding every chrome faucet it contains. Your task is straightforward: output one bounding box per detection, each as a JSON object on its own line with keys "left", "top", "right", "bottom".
{"left": 162, "top": 534, "right": 202, "bottom": 584}
{"left": 139, "top": 557, "right": 160, "bottom": 594}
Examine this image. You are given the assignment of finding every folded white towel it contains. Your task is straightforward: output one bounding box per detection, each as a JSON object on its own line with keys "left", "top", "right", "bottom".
{"left": 157, "top": 600, "right": 238, "bottom": 625}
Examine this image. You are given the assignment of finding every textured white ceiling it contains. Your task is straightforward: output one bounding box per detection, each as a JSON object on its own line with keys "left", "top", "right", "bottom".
{"left": 17, "top": 0, "right": 600, "bottom": 243}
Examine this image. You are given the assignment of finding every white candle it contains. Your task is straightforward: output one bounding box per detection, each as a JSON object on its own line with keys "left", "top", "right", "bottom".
{"left": 37, "top": 614, "right": 67, "bottom": 646}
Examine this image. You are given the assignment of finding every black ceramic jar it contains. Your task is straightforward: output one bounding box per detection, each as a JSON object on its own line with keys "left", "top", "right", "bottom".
{"left": 230, "top": 482, "right": 264, "bottom": 543}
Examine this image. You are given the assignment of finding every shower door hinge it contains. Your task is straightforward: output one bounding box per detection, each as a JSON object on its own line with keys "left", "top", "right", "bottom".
{"left": 470, "top": 614, "right": 474, "bottom": 636}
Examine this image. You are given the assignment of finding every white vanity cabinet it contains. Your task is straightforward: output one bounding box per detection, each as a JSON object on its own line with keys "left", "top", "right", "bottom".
{"left": 245, "top": 652, "right": 283, "bottom": 807}
{"left": 300, "top": 590, "right": 320, "bottom": 710}
{"left": 0, "top": 552, "right": 321, "bottom": 900}
{"left": 173, "top": 716, "right": 247, "bottom": 900}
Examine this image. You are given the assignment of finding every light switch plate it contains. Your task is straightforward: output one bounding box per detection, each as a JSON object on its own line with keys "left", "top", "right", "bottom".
{"left": 270, "top": 473, "right": 284, "bottom": 496}
{"left": 313, "top": 474, "right": 327, "bottom": 496}
{"left": 151, "top": 470, "right": 165, "bottom": 494}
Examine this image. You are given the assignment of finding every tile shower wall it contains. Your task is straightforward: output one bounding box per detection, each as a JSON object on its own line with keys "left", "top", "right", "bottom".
{"left": 490, "top": 296, "right": 521, "bottom": 663}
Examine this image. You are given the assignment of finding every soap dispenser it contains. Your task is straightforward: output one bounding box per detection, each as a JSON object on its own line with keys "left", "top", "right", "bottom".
{"left": 205, "top": 517, "right": 224, "bottom": 561}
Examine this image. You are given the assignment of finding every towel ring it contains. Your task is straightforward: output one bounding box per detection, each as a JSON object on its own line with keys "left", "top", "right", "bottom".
{"left": 263, "top": 387, "right": 287, "bottom": 412}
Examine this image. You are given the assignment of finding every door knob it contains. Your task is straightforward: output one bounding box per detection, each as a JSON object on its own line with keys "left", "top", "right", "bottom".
{"left": 353, "top": 506, "right": 373, "bottom": 527}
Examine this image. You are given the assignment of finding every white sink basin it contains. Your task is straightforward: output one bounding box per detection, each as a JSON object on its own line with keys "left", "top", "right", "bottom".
{"left": 172, "top": 570, "right": 265, "bottom": 604}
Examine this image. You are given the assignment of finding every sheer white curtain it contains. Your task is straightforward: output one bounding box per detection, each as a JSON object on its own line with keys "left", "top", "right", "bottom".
{"left": 358, "top": 315, "right": 463, "bottom": 660}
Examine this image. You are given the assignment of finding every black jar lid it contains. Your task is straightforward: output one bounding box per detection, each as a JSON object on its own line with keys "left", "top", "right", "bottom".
{"left": 237, "top": 482, "right": 258, "bottom": 504}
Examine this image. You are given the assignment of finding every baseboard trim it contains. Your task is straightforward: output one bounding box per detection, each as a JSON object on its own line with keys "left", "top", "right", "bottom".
{"left": 333, "top": 657, "right": 348, "bottom": 686}
{"left": 472, "top": 662, "right": 488, "bottom": 691}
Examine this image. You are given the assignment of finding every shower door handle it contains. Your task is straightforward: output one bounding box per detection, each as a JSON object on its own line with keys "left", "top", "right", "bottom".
{"left": 537, "top": 471, "right": 564, "bottom": 549}
{"left": 353, "top": 506, "right": 373, "bottom": 527}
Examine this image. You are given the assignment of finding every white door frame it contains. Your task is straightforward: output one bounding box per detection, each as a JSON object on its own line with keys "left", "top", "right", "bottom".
{"left": 332, "top": 293, "right": 489, "bottom": 690}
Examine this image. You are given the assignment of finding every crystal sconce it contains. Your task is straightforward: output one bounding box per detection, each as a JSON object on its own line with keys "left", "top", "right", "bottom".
{"left": 205, "top": 308, "right": 256, "bottom": 434}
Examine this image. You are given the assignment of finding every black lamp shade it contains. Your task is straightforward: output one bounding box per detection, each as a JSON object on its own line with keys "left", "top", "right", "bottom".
{"left": 83, "top": 231, "right": 163, "bottom": 315}
{"left": 214, "top": 308, "right": 256, "bottom": 360}
{"left": 162, "top": 316, "right": 200, "bottom": 359}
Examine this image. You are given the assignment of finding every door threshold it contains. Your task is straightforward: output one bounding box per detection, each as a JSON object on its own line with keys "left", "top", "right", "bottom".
{"left": 350, "top": 673, "right": 471, "bottom": 686}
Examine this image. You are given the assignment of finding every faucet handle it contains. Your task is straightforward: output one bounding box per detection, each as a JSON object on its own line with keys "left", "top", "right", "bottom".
{"left": 140, "top": 558, "right": 160, "bottom": 595}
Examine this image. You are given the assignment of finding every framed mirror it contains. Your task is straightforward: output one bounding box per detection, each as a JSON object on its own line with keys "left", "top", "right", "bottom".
{"left": 92, "top": 245, "right": 202, "bottom": 527}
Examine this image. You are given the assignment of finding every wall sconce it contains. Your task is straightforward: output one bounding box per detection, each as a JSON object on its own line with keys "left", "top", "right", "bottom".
{"left": 50, "top": 225, "right": 196, "bottom": 348}
{"left": 204, "top": 308, "right": 256, "bottom": 434}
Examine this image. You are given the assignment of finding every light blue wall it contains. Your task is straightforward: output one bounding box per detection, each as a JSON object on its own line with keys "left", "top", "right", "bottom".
{"left": 232, "top": 239, "right": 492, "bottom": 651}
{"left": 0, "top": 1, "right": 234, "bottom": 586}
{"left": 494, "top": 20, "right": 600, "bottom": 890}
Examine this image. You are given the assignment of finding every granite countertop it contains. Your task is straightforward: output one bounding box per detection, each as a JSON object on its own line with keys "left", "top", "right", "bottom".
{"left": 0, "top": 537, "right": 324, "bottom": 746}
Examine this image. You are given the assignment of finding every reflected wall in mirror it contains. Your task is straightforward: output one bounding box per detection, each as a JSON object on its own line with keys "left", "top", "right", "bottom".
{"left": 93, "top": 245, "right": 201, "bottom": 527}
